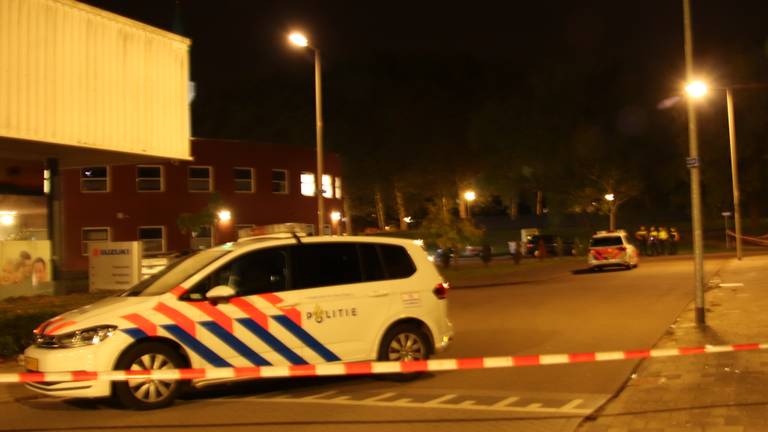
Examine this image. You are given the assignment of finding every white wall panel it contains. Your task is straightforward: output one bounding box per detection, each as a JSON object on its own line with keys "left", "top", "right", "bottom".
{"left": 0, "top": 0, "right": 191, "bottom": 161}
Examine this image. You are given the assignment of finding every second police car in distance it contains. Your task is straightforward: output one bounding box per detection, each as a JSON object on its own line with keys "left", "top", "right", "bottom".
{"left": 588, "top": 230, "right": 639, "bottom": 271}
{"left": 24, "top": 235, "right": 453, "bottom": 409}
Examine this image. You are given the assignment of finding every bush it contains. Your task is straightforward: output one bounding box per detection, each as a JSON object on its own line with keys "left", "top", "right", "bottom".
{"left": 0, "top": 311, "right": 59, "bottom": 358}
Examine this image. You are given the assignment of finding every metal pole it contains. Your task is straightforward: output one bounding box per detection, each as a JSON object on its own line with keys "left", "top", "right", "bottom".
{"left": 313, "top": 48, "right": 325, "bottom": 235}
{"left": 726, "top": 88, "right": 743, "bottom": 260}
{"left": 609, "top": 204, "right": 616, "bottom": 231}
{"left": 683, "top": 0, "right": 706, "bottom": 326}
{"left": 46, "top": 158, "right": 61, "bottom": 282}
{"left": 724, "top": 214, "right": 730, "bottom": 249}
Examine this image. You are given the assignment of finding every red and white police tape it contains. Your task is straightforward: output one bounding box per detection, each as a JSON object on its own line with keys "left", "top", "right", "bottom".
{"left": 727, "top": 230, "right": 768, "bottom": 246}
{"left": 2, "top": 342, "right": 766, "bottom": 384}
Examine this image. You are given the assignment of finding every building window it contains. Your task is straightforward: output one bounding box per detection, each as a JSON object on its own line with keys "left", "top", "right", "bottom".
{"left": 137, "top": 165, "right": 163, "bottom": 192}
{"left": 188, "top": 166, "right": 212, "bottom": 192}
{"left": 191, "top": 225, "right": 213, "bottom": 250}
{"left": 81, "top": 227, "right": 110, "bottom": 256}
{"left": 300, "top": 171, "right": 315, "bottom": 196}
{"left": 80, "top": 167, "right": 109, "bottom": 192}
{"left": 138, "top": 226, "right": 165, "bottom": 254}
{"left": 334, "top": 177, "right": 342, "bottom": 198}
{"left": 272, "top": 169, "right": 288, "bottom": 194}
{"left": 234, "top": 167, "right": 254, "bottom": 192}
{"left": 322, "top": 174, "right": 333, "bottom": 198}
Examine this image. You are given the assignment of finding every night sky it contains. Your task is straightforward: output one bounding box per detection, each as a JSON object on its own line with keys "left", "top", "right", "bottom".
{"left": 78, "top": 1, "right": 768, "bottom": 224}
{"left": 81, "top": 1, "right": 768, "bottom": 135}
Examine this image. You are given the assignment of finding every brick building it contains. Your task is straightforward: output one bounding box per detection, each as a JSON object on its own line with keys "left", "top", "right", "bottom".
{"left": 60, "top": 138, "right": 343, "bottom": 273}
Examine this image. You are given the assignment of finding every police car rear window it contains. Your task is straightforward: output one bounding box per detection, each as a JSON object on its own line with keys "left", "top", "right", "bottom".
{"left": 292, "top": 243, "right": 363, "bottom": 289}
{"left": 590, "top": 236, "right": 623, "bottom": 247}
{"left": 359, "top": 243, "right": 386, "bottom": 282}
{"left": 289, "top": 243, "right": 416, "bottom": 289}
{"left": 380, "top": 244, "right": 416, "bottom": 279}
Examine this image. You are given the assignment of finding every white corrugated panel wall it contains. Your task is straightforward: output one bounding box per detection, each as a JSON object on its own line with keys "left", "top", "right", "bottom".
{"left": 0, "top": 0, "right": 191, "bottom": 160}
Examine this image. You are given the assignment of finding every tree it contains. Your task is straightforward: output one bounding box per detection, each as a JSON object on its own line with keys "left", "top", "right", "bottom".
{"left": 176, "top": 193, "right": 224, "bottom": 236}
{"left": 420, "top": 198, "right": 483, "bottom": 257}
{"left": 567, "top": 172, "right": 642, "bottom": 231}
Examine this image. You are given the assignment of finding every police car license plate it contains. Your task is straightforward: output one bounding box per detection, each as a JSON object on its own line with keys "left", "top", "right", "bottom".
{"left": 24, "top": 357, "right": 39, "bottom": 371}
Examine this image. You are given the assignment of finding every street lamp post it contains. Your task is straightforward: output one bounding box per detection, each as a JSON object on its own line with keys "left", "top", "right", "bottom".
{"left": 684, "top": 83, "right": 743, "bottom": 261}
{"left": 463, "top": 190, "right": 476, "bottom": 219}
{"left": 682, "top": 0, "right": 707, "bottom": 326}
{"left": 289, "top": 32, "right": 325, "bottom": 235}
{"left": 722, "top": 211, "right": 732, "bottom": 249}
{"left": 725, "top": 88, "right": 743, "bottom": 260}
{"left": 604, "top": 193, "right": 616, "bottom": 230}
{"left": 330, "top": 211, "right": 341, "bottom": 236}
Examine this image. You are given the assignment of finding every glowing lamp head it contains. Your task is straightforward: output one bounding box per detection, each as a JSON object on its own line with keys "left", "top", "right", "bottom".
{"left": 288, "top": 32, "right": 309, "bottom": 48}
{"left": 685, "top": 80, "right": 708, "bottom": 98}
{"left": 217, "top": 209, "right": 232, "bottom": 222}
{"left": 604, "top": 193, "right": 615, "bottom": 202}
{"left": 0, "top": 211, "right": 16, "bottom": 226}
{"left": 330, "top": 211, "right": 341, "bottom": 222}
{"left": 464, "top": 191, "right": 477, "bottom": 202}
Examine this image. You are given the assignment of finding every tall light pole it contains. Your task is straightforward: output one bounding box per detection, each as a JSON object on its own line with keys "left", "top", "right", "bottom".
{"left": 685, "top": 82, "right": 744, "bottom": 261}
{"left": 289, "top": 31, "right": 325, "bottom": 235}
{"left": 725, "top": 88, "right": 743, "bottom": 260}
{"left": 682, "top": 0, "right": 707, "bottom": 326}
{"left": 604, "top": 193, "right": 616, "bottom": 230}
{"left": 464, "top": 190, "right": 476, "bottom": 219}
{"left": 330, "top": 210, "right": 341, "bottom": 235}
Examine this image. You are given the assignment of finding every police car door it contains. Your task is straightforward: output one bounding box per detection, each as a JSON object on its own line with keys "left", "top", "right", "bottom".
{"left": 286, "top": 242, "right": 395, "bottom": 362}
{"left": 182, "top": 247, "right": 310, "bottom": 367}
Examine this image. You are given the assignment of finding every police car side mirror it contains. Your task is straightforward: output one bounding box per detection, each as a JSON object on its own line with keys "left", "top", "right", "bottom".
{"left": 206, "top": 285, "right": 236, "bottom": 302}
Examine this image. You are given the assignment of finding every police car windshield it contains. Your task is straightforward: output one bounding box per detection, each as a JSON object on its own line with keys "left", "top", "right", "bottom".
{"left": 121, "top": 249, "right": 231, "bottom": 297}
{"left": 590, "top": 236, "right": 623, "bottom": 247}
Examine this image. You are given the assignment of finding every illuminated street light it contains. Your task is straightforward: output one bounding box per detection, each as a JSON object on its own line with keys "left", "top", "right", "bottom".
{"left": 685, "top": 80, "right": 708, "bottom": 98}
{"left": 288, "top": 30, "right": 325, "bottom": 235}
{"left": 330, "top": 211, "right": 341, "bottom": 222}
{"left": 604, "top": 193, "right": 615, "bottom": 201}
{"left": 217, "top": 209, "right": 231, "bottom": 222}
{"left": 0, "top": 211, "right": 16, "bottom": 226}
{"left": 287, "top": 32, "right": 308, "bottom": 47}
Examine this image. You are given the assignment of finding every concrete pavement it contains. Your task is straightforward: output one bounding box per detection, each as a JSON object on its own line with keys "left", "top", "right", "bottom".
{"left": 578, "top": 253, "right": 768, "bottom": 432}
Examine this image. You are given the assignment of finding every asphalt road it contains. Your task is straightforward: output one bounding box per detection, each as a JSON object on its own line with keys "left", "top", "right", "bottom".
{"left": 0, "top": 255, "right": 728, "bottom": 432}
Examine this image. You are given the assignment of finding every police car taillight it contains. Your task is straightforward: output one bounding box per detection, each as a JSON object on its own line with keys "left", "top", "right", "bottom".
{"left": 433, "top": 282, "right": 450, "bottom": 299}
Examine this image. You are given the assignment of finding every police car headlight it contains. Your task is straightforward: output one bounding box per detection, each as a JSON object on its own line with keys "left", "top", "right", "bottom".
{"left": 40, "top": 325, "right": 117, "bottom": 348}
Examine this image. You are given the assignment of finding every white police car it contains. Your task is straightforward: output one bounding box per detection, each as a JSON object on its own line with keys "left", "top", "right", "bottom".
{"left": 588, "top": 230, "right": 639, "bottom": 270}
{"left": 24, "top": 235, "right": 453, "bottom": 409}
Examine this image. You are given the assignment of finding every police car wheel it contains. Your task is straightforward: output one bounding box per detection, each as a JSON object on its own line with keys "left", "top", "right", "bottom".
{"left": 113, "top": 342, "right": 187, "bottom": 410}
{"left": 378, "top": 324, "right": 430, "bottom": 381}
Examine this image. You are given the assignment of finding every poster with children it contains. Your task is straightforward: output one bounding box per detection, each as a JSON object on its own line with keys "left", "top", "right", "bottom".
{"left": 0, "top": 240, "right": 53, "bottom": 300}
